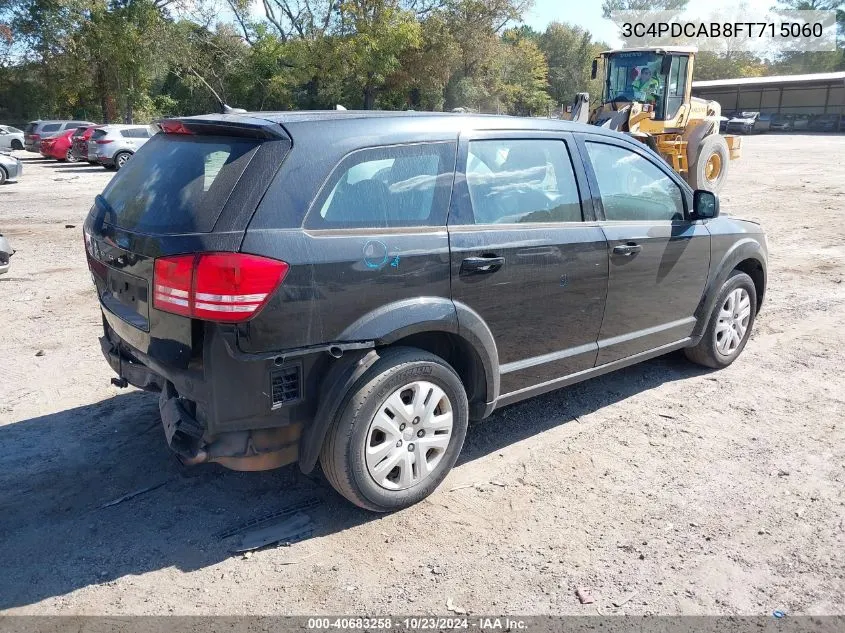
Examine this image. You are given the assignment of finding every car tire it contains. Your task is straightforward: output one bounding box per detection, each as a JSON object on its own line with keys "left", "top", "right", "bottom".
{"left": 688, "top": 134, "right": 730, "bottom": 193}
{"left": 66, "top": 148, "right": 79, "bottom": 163}
{"left": 320, "top": 347, "right": 469, "bottom": 512}
{"left": 0, "top": 167, "right": 6, "bottom": 185}
{"left": 11, "top": 140, "right": 22, "bottom": 150}
{"left": 685, "top": 270, "right": 757, "bottom": 369}
{"left": 114, "top": 152, "right": 131, "bottom": 170}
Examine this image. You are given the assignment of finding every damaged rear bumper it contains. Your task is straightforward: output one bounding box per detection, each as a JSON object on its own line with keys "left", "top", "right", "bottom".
{"left": 100, "top": 336, "right": 163, "bottom": 392}
{"left": 100, "top": 333, "right": 302, "bottom": 472}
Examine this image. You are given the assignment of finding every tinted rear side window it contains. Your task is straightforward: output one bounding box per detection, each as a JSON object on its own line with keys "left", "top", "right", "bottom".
{"left": 464, "top": 139, "right": 582, "bottom": 224}
{"left": 100, "top": 135, "right": 259, "bottom": 234}
{"left": 120, "top": 127, "right": 151, "bottom": 138}
{"left": 41, "top": 123, "right": 61, "bottom": 133}
{"left": 306, "top": 142, "right": 455, "bottom": 229}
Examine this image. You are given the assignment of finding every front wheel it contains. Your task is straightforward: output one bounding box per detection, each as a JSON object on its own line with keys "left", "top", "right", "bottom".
{"left": 11, "top": 140, "right": 23, "bottom": 150}
{"left": 65, "top": 148, "right": 79, "bottom": 163}
{"left": 685, "top": 270, "right": 757, "bottom": 369}
{"left": 688, "top": 134, "right": 730, "bottom": 193}
{"left": 320, "top": 347, "right": 469, "bottom": 512}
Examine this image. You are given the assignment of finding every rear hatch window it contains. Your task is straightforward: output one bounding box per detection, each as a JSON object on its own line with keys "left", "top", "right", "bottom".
{"left": 99, "top": 134, "right": 260, "bottom": 234}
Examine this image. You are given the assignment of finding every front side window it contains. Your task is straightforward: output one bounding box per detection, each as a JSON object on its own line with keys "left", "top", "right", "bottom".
{"left": 585, "top": 142, "right": 684, "bottom": 222}
{"left": 308, "top": 143, "right": 454, "bottom": 229}
{"left": 463, "top": 139, "right": 582, "bottom": 224}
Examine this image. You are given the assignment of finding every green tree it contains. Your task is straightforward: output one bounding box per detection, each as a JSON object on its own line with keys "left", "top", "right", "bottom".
{"left": 539, "top": 22, "right": 603, "bottom": 109}
{"left": 497, "top": 28, "right": 551, "bottom": 115}
{"left": 337, "top": 0, "right": 422, "bottom": 108}
{"left": 770, "top": 0, "right": 845, "bottom": 73}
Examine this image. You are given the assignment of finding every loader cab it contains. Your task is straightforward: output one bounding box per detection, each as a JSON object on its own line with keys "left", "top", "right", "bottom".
{"left": 596, "top": 49, "right": 692, "bottom": 124}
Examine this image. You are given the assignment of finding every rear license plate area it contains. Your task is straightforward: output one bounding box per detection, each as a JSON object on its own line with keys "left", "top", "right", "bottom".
{"left": 100, "top": 267, "right": 151, "bottom": 330}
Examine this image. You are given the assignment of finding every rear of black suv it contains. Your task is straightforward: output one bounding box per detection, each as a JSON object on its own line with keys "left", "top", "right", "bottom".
{"left": 85, "top": 115, "right": 321, "bottom": 472}
{"left": 86, "top": 113, "right": 463, "bottom": 487}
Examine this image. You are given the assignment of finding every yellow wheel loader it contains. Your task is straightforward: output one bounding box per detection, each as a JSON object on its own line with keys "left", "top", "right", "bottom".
{"left": 586, "top": 46, "right": 740, "bottom": 193}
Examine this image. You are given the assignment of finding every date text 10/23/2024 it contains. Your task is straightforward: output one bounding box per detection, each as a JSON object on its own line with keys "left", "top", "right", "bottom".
{"left": 306, "top": 617, "right": 529, "bottom": 631}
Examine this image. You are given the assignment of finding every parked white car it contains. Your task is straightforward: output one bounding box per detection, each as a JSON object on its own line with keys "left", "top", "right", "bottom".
{"left": 0, "top": 125, "right": 25, "bottom": 151}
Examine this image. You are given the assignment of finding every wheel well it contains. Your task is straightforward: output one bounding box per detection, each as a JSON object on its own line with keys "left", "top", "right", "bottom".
{"left": 735, "top": 258, "right": 765, "bottom": 308}
{"left": 386, "top": 331, "right": 488, "bottom": 409}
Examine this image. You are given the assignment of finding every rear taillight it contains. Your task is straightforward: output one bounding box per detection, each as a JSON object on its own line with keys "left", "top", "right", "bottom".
{"left": 153, "top": 253, "right": 288, "bottom": 323}
{"left": 95, "top": 139, "right": 113, "bottom": 145}
{"left": 159, "top": 120, "right": 194, "bottom": 135}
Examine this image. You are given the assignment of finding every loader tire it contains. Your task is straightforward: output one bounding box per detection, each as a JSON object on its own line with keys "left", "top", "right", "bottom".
{"left": 688, "top": 134, "right": 729, "bottom": 193}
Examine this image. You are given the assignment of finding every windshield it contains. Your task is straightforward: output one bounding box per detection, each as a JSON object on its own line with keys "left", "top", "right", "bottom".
{"left": 100, "top": 134, "right": 260, "bottom": 234}
{"left": 604, "top": 51, "right": 664, "bottom": 105}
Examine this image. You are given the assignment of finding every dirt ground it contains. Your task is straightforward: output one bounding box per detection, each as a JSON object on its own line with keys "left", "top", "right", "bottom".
{"left": 0, "top": 135, "right": 843, "bottom": 617}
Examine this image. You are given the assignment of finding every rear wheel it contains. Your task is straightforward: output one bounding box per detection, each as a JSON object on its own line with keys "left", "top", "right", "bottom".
{"left": 688, "top": 134, "right": 729, "bottom": 193}
{"left": 0, "top": 167, "right": 6, "bottom": 185}
{"left": 685, "top": 270, "right": 757, "bottom": 369}
{"left": 114, "top": 151, "right": 131, "bottom": 170}
{"left": 65, "top": 148, "right": 79, "bottom": 163}
{"left": 320, "top": 347, "right": 469, "bottom": 512}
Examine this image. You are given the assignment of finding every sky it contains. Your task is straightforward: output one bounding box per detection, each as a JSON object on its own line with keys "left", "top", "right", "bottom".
{"left": 523, "top": 0, "right": 778, "bottom": 47}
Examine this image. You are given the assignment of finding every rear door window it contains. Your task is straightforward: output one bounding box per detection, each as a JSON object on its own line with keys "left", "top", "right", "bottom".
{"left": 40, "top": 123, "right": 61, "bottom": 134}
{"left": 98, "top": 135, "right": 260, "bottom": 234}
{"left": 306, "top": 143, "right": 455, "bottom": 229}
{"left": 463, "top": 139, "right": 583, "bottom": 224}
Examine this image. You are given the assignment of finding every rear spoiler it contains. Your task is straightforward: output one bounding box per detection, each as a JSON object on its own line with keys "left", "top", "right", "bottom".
{"left": 157, "top": 115, "right": 289, "bottom": 140}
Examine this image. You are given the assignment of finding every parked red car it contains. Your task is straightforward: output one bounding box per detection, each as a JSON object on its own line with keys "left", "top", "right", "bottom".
{"left": 40, "top": 128, "right": 80, "bottom": 162}
{"left": 72, "top": 125, "right": 101, "bottom": 162}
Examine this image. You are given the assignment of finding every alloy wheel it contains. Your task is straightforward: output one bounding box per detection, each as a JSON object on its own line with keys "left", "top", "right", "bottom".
{"left": 715, "top": 287, "right": 751, "bottom": 355}
{"left": 365, "top": 381, "right": 453, "bottom": 491}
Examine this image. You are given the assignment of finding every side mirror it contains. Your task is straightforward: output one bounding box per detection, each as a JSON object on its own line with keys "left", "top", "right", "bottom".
{"left": 660, "top": 55, "right": 672, "bottom": 75}
{"left": 591, "top": 59, "right": 598, "bottom": 80}
{"left": 692, "top": 190, "right": 719, "bottom": 219}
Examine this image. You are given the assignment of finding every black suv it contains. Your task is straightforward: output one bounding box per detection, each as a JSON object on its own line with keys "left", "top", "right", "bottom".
{"left": 85, "top": 112, "right": 767, "bottom": 511}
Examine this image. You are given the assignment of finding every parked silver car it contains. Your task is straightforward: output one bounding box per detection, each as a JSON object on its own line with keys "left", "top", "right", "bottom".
{"left": 87, "top": 124, "right": 155, "bottom": 170}
{"left": 0, "top": 150, "right": 23, "bottom": 184}
{"left": 0, "top": 125, "right": 25, "bottom": 150}
{"left": 726, "top": 112, "right": 760, "bottom": 134}
{"left": 24, "top": 120, "right": 96, "bottom": 152}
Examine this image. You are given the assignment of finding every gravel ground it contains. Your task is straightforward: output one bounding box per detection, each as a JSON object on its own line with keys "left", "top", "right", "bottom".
{"left": 0, "top": 135, "right": 843, "bottom": 616}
